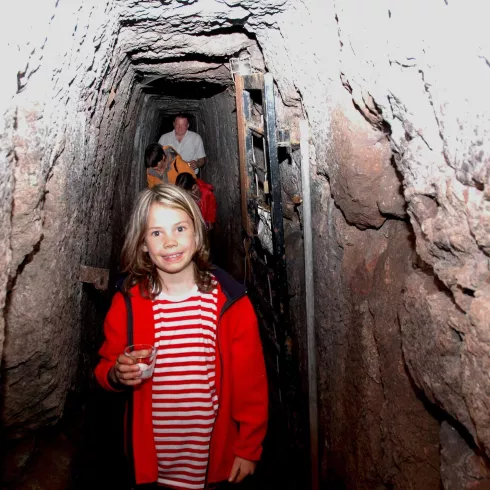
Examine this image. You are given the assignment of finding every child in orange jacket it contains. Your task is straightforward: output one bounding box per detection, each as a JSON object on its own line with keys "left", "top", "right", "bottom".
{"left": 145, "top": 144, "right": 196, "bottom": 188}
{"left": 95, "top": 184, "right": 267, "bottom": 489}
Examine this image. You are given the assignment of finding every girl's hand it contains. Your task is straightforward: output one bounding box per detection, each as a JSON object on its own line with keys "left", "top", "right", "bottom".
{"left": 110, "top": 354, "right": 143, "bottom": 386}
{"left": 228, "top": 456, "right": 256, "bottom": 484}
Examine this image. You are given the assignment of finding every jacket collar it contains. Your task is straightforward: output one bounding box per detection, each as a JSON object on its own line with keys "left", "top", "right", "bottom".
{"left": 211, "top": 266, "right": 246, "bottom": 307}
{"left": 126, "top": 266, "right": 246, "bottom": 310}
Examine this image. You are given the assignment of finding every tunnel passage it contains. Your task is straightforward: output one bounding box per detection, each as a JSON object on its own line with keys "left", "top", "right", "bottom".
{"left": 2, "top": 1, "right": 490, "bottom": 490}
{"left": 2, "top": 9, "right": 307, "bottom": 489}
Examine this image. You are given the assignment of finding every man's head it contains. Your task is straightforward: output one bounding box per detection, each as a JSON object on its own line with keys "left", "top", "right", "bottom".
{"left": 145, "top": 143, "right": 164, "bottom": 169}
{"left": 173, "top": 114, "right": 190, "bottom": 138}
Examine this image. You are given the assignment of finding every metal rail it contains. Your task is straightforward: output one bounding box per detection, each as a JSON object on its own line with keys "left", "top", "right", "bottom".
{"left": 300, "top": 120, "right": 319, "bottom": 490}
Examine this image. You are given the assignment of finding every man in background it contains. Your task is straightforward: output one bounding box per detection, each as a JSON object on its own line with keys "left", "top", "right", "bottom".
{"left": 158, "top": 113, "right": 206, "bottom": 174}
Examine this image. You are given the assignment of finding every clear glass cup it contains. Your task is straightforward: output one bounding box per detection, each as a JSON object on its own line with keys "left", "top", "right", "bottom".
{"left": 124, "top": 344, "right": 157, "bottom": 379}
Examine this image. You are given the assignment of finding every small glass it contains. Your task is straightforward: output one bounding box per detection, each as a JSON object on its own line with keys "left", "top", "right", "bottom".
{"left": 124, "top": 344, "right": 157, "bottom": 379}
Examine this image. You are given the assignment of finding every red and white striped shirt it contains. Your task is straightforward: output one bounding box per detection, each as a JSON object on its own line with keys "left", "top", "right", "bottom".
{"left": 152, "top": 284, "right": 219, "bottom": 490}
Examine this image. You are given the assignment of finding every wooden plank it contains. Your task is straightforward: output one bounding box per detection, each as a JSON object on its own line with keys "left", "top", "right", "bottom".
{"left": 243, "top": 90, "right": 257, "bottom": 234}
{"left": 79, "top": 265, "right": 109, "bottom": 290}
{"left": 242, "top": 73, "right": 264, "bottom": 91}
{"left": 234, "top": 75, "right": 251, "bottom": 235}
{"left": 247, "top": 123, "right": 264, "bottom": 137}
{"left": 262, "top": 73, "right": 288, "bottom": 310}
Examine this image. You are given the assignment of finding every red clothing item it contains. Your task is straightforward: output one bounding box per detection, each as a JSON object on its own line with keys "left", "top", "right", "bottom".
{"left": 196, "top": 179, "right": 217, "bottom": 225}
{"left": 152, "top": 286, "right": 219, "bottom": 489}
{"left": 95, "top": 269, "right": 268, "bottom": 486}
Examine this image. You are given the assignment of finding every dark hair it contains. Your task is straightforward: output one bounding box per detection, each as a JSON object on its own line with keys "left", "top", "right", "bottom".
{"left": 163, "top": 146, "right": 178, "bottom": 162}
{"left": 173, "top": 113, "right": 189, "bottom": 123}
{"left": 175, "top": 172, "right": 197, "bottom": 191}
{"left": 121, "top": 184, "right": 213, "bottom": 297}
{"left": 144, "top": 143, "right": 163, "bottom": 169}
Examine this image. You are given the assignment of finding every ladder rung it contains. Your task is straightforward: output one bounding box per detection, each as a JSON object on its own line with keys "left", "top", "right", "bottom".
{"left": 248, "top": 123, "right": 264, "bottom": 137}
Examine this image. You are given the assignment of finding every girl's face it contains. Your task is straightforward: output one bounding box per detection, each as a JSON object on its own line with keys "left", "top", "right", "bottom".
{"left": 142, "top": 204, "right": 197, "bottom": 281}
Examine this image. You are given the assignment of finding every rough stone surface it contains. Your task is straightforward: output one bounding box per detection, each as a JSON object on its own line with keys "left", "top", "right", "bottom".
{"left": 329, "top": 90, "right": 405, "bottom": 229}
{"left": 257, "top": 0, "right": 490, "bottom": 482}
{"left": 1, "top": 0, "right": 123, "bottom": 435}
{"left": 440, "top": 421, "right": 490, "bottom": 490}
{"left": 399, "top": 269, "right": 477, "bottom": 440}
{"left": 1, "top": 0, "right": 490, "bottom": 488}
{"left": 0, "top": 113, "right": 14, "bottom": 364}
{"left": 199, "top": 90, "right": 244, "bottom": 279}
{"left": 312, "top": 187, "right": 440, "bottom": 488}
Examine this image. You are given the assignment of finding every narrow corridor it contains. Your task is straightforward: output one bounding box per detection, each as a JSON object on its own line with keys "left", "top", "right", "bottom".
{"left": 2, "top": 1, "right": 490, "bottom": 489}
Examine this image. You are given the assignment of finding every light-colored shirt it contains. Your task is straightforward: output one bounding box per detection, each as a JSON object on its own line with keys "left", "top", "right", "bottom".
{"left": 158, "top": 130, "right": 206, "bottom": 174}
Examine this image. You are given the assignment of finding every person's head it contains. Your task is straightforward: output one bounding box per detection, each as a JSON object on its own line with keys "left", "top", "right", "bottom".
{"left": 144, "top": 143, "right": 164, "bottom": 169}
{"left": 175, "top": 172, "right": 200, "bottom": 202}
{"left": 175, "top": 172, "right": 198, "bottom": 192}
{"left": 173, "top": 114, "right": 190, "bottom": 138}
{"left": 121, "top": 184, "right": 212, "bottom": 297}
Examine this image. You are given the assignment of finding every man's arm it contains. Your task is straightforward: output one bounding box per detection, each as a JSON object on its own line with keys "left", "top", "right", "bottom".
{"left": 188, "top": 134, "right": 206, "bottom": 170}
{"left": 189, "top": 157, "right": 206, "bottom": 170}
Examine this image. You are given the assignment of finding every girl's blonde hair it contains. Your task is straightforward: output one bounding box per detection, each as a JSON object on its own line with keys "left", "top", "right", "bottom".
{"left": 121, "top": 184, "right": 213, "bottom": 297}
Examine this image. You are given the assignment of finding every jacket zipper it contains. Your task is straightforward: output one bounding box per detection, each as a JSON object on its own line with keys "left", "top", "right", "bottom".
{"left": 204, "top": 291, "right": 246, "bottom": 489}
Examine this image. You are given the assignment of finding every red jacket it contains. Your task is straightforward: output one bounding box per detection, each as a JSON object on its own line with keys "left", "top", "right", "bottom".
{"left": 95, "top": 268, "right": 268, "bottom": 486}
{"left": 197, "top": 179, "right": 217, "bottom": 224}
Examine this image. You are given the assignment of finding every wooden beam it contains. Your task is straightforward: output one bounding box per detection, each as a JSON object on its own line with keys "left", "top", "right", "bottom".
{"left": 79, "top": 265, "right": 109, "bottom": 290}
{"left": 242, "top": 73, "right": 264, "bottom": 91}
{"left": 234, "top": 75, "right": 250, "bottom": 235}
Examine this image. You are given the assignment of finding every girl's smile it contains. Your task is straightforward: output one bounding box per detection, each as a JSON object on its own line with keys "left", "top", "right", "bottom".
{"left": 142, "top": 204, "right": 197, "bottom": 283}
{"left": 162, "top": 252, "right": 183, "bottom": 261}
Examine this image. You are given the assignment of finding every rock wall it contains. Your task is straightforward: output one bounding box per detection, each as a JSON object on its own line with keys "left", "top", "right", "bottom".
{"left": 0, "top": 0, "right": 135, "bottom": 435}
{"left": 199, "top": 90, "right": 244, "bottom": 278}
{"left": 1, "top": 0, "right": 489, "bottom": 488}
{"left": 257, "top": 0, "right": 490, "bottom": 486}
{"left": 312, "top": 193, "right": 441, "bottom": 487}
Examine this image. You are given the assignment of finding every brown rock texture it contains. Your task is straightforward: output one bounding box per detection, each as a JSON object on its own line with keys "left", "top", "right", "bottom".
{"left": 0, "top": 117, "right": 14, "bottom": 362}
{"left": 1, "top": 0, "right": 490, "bottom": 489}
{"left": 2, "top": 1, "right": 122, "bottom": 436}
{"left": 329, "top": 91, "right": 406, "bottom": 229}
{"left": 312, "top": 183, "right": 440, "bottom": 489}
{"left": 440, "top": 421, "right": 490, "bottom": 490}
{"left": 400, "top": 270, "right": 476, "bottom": 439}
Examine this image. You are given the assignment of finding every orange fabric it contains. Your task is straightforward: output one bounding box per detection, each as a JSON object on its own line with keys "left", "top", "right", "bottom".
{"left": 162, "top": 145, "right": 197, "bottom": 183}
{"left": 145, "top": 146, "right": 197, "bottom": 189}
{"left": 166, "top": 156, "right": 196, "bottom": 183}
{"left": 95, "top": 282, "right": 268, "bottom": 486}
{"left": 146, "top": 170, "right": 163, "bottom": 188}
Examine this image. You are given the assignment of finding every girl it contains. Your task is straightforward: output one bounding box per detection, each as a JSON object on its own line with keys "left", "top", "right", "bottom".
{"left": 95, "top": 184, "right": 268, "bottom": 489}
{"left": 175, "top": 172, "right": 217, "bottom": 230}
